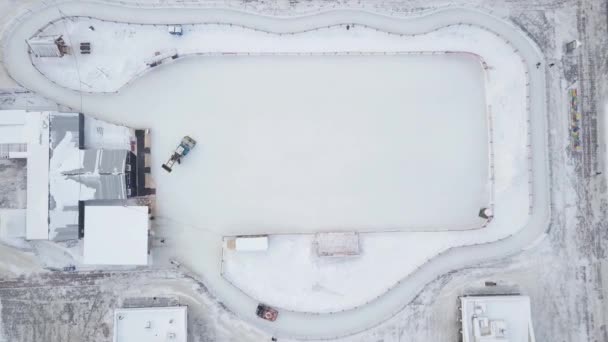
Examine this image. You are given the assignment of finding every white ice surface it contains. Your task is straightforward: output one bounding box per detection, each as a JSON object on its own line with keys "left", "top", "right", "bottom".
{"left": 2, "top": 4, "right": 549, "bottom": 339}
{"left": 0, "top": 109, "right": 27, "bottom": 144}
{"left": 151, "top": 54, "right": 489, "bottom": 233}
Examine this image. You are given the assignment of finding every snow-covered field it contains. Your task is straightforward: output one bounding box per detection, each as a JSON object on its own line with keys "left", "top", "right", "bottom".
{"left": 1, "top": 3, "right": 548, "bottom": 339}
{"left": 222, "top": 233, "right": 455, "bottom": 313}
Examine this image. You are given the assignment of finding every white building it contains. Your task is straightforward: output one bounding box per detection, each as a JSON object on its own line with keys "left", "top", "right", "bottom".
{"left": 113, "top": 306, "right": 187, "bottom": 342}
{"left": 27, "top": 35, "right": 66, "bottom": 57}
{"left": 0, "top": 110, "right": 50, "bottom": 240}
{"left": 83, "top": 205, "right": 149, "bottom": 265}
{"left": 0, "top": 110, "right": 153, "bottom": 243}
{"left": 460, "top": 295, "right": 536, "bottom": 342}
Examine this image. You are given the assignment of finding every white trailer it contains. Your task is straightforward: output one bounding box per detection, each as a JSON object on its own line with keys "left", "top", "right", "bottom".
{"left": 225, "top": 235, "right": 269, "bottom": 252}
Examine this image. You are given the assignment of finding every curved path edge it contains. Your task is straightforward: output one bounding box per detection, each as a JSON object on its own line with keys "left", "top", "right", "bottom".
{"left": 2, "top": 2, "right": 550, "bottom": 340}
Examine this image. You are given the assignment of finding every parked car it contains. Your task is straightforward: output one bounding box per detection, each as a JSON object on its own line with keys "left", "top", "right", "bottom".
{"left": 256, "top": 304, "right": 278, "bottom": 322}
{"left": 63, "top": 265, "right": 76, "bottom": 272}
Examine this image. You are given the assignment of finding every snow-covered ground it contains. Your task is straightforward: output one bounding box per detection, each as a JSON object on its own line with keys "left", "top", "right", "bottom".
{"left": 222, "top": 233, "right": 454, "bottom": 312}
{"left": 1, "top": 3, "right": 549, "bottom": 339}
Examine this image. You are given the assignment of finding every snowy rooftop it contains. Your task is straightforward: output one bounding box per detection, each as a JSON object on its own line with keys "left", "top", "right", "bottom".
{"left": 460, "top": 295, "right": 535, "bottom": 342}
{"left": 83, "top": 205, "right": 149, "bottom": 265}
{"left": 113, "top": 306, "right": 187, "bottom": 342}
{"left": 49, "top": 113, "right": 135, "bottom": 240}
{"left": 0, "top": 110, "right": 50, "bottom": 240}
{"left": 0, "top": 111, "right": 142, "bottom": 241}
{"left": 0, "top": 110, "right": 27, "bottom": 145}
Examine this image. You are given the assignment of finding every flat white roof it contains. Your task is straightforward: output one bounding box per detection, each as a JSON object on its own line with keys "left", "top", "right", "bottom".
{"left": 234, "top": 236, "right": 268, "bottom": 251}
{"left": 0, "top": 110, "right": 27, "bottom": 145}
{"left": 315, "top": 232, "right": 360, "bottom": 256}
{"left": 0, "top": 110, "right": 27, "bottom": 126}
{"left": 84, "top": 205, "right": 148, "bottom": 265}
{"left": 25, "top": 111, "right": 50, "bottom": 240}
{"left": 113, "top": 306, "right": 187, "bottom": 342}
{"left": 460, "top": 295, "right": 535, "bottom": 342}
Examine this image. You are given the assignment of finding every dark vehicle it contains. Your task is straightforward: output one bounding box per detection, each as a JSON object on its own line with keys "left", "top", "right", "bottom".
{"left": 162, "top": 136, "right": 196, "bottom": 172}
{"left": 256, "top": 304, "right": 278, "bottom": 322}
{"left": 63, "top": 265, "right": 76, "bottom": 272}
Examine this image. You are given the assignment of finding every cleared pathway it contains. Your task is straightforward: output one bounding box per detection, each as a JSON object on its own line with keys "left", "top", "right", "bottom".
{"left": 1, "top": 2, "right": 550, "bottom": 339}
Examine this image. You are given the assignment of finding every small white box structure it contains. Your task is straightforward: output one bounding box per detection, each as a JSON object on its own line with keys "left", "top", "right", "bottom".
{"left": 460, "top": 295, "right": 536, "bottom": 342}
{"left": 27, "top": 35, "right": 66, "bottom": 57}
{"left": 314, "top": 232, "right": 360, "bottom": 257}
{"left": 226, "top": 235, "right": 268, "bottom": 252}
{"left": 113, "top": 306, "right": 187, "bottom": 342}
{"left": 84, "top": 206, "right": 149, "bottom": 265}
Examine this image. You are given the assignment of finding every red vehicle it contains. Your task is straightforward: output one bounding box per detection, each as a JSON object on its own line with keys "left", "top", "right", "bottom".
{"left": 256, "top": 304, "right": 278, "bottom": 322}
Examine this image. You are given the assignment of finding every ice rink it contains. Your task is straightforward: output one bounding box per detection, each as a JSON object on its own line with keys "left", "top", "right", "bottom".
{"left": 141, "top": 54, "right": 490, "bottom": 233}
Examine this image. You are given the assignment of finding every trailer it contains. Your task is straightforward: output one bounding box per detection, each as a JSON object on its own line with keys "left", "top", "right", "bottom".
{"left": 162, "top": 136, "right": 196, "bottom": 172}
{"left": 225, "top": 235, "right": 269, "bottom": 252}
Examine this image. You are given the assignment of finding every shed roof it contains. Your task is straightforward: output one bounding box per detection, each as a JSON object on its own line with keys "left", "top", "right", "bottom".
{"left": 460, "top": 295, "right": 535, "bottom": 342}
{"left": 113, "top": 306, "right": 187, "bottom": 342}
{"left": 83, "top": 205, "right": 148, "bottom": 265}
